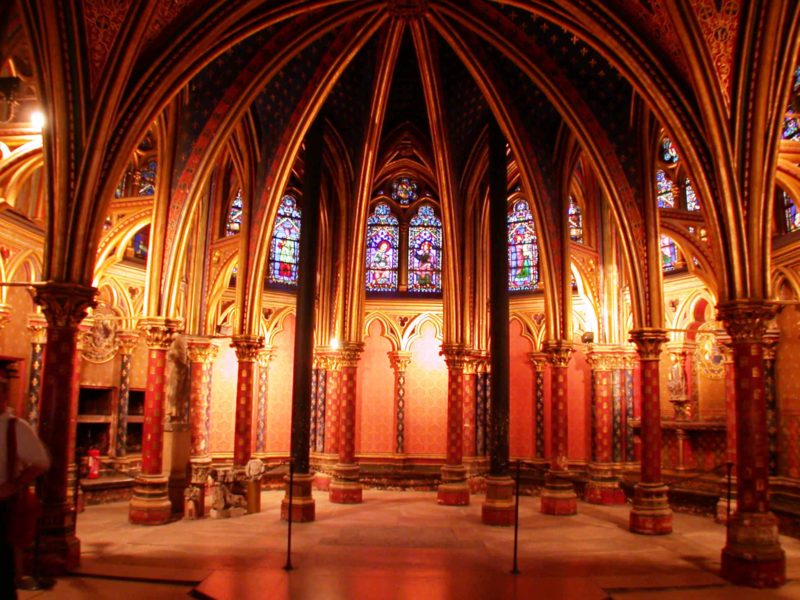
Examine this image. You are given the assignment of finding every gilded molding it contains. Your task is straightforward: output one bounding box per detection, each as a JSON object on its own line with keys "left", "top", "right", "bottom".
{"left": 117, "top": 330, "right": 140, "bottom": 356}
{"left": 186, "top": 337, "right": 217, "bottom": 364}
{"left": 528, "top": 352, "right": 548, "bottom": 372}
{"left": 388, "top": 350, "right": 413, "bottom": 372}
{"left": 440, "top": 344, "right": 470, "bottom": 370}
{"left": 138, "top": 317, "right": 182, "bottom": 350}
{"left": 34, "top": 283, "right": 97, "bottom": 330}
{"left": 340, "top": 342, "right": 364, "bottom": 368}
{"left": 257, "top": 348, "right": 274, "bottom": 369}
{"left": 231, "top": 335, "right": 264, "bottom": 362}
{"left": 543, "top": 340, "right": 574, "bottom": 368}
{"left": 716, "top": 301, "right": 777, "bottom": 345}
{"left": 629, "top": 329, "right": 668, "bottom": 360}
{"left": 27, "top": 314, "right": 48, "bottom": 345}
{"left": 0, "top": 304, "right": 12, "bottom": 330}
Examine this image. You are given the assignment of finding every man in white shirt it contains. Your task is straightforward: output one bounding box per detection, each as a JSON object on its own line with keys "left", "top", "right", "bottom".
{"left": 0, "top": 359, "right": 50, "bottom": 599}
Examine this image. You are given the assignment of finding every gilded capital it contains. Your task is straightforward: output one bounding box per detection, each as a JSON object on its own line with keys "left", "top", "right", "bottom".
{"left": 762, "top": 328, "right": 780, "bottom": 361}
{"left": 716, "top": 301, "right": 777, "bottom": 345}
{"left": 138, "top": 317, "right": 182, "bottom": 350}
{"left": 34, "top": 282, "right": 96, "bottom": 329}
{"left": 528, "top": 352, "right": 548, "bottom": 372}
{"left": 629, "top": 328, "right": 668, "bottom": 360}
{"left": 0, "top": 304, "right": 12, "bottom": 330}
{"left": 440, "top": 344, "right": 470, "bottom": 370}
{"left": 231, "top": 335, "right": 264, "bottom": 361}
{"left": 186, "top": 337, "right": 217, "bottom": 364}
{"left": 117, "top": 330, "right": 140, "bottom": 356}
{"left": 27, "top": 314, "right": 48, "bottom": 344}
{"left": 543, "top": 340, "right": 574, "bottom": 368}
{"left": 340, "top": 342, "right": 364, "bottom": 368}
{"left": 388, "top": 350, "right": 413, "bottom": 372}
{"left": 257, "top": 348, "right": 274, "bottom": 369}
{"left": 586, "top": 345, "right": 617, "bottom": 371}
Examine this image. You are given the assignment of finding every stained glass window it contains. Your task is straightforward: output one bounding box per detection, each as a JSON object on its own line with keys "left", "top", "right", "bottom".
{"left": 656, "top": 170, "right": 675, "bottom": 208}
{"left": 114, "top": 172, "right": 128, "bottom": 198}
{"left": 661, "top": 138, "right": 679, "bottom": 163}
{"left": 365, "top": 203, "right": 400, "bottom": 292}
{"left": 268, "top": 195, "right": 301, "bottom": 286}
{"left": 508, "top": 199, "right": 539, "bottom": 291}
{"left": 685, "top": 178, "right": 700, "bottom": 211}
{"left": 225, "top": 189, "right": 243, "bottom": 236}
{"left": 391, "top": 177, "right": 418, "bottom": 205}
{"left": 132, "top": 226, "right": 149, "bottom": 260}
{"left": 408, "top": 205, "right": 442, "bottom": 293}
{"left": 783, "top": 66, "right": 800, "bottom": 140}
{"left": 568, "top": 196, "right": 583, "bottom": 243}
{"left": 660, "top": 235, "right": 679, "bottom": 272}
{"left": 783, "top": 190, "right": 800, "bottom": 233}
{"left": 138, "top": 160, "right": 157, "bottom": 196}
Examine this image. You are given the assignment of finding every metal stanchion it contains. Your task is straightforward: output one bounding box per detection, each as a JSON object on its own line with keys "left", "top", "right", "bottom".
{"left": 511, "top": 460, "right": 521, "bottom": 575}
{"left": 283, "top": 459, "right": 295, "bottom": 571}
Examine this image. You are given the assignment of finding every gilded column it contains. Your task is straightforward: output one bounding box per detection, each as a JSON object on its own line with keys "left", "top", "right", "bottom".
{"left": 763, "top": 329, "right": 780, "bottom": 477}
{"left": 231, "top": 335, "right": 263, "bottom": 468}
{"left": 623, "top": 352, "right": 637, "bottom": 463}
{"left": 438, "top": 345, "right": 470, "bottom": 506}
{"left": 184, "top": 337, "right": 216, "bottom": 519}
{"left": 388, "top": 350, "right": 412, "bottom": 454}
{"left": 461, "top": 353, "right": 479, "bottom": 461}
{"left": 585, "top": 347, "right": 624, "bottom": 504}
{"left": 34, "top": 282, "right": 96, "bottom": 573}
{"left": 255, "top": 348, "right": 273, "bottom": 453}
{"left": 113, "top": 331, "right": 140, "bottom": 460}
{"left": 540, "top": 340, "right": 577, "bottom": 515}
{"left": 25, "top": 314, "right": 48, "bottom": 429}
{"left": 129, "top": 317, "right": 181, "bottom": 525}
{"left": 628, "top": 329, "right": 672, "bottom": 534}
{"left": 329, "top": 343, "right": 363, "bottom": 504}
{"left": 718, "top": 303, "right": 785, "bottom": 587}
{"left": 529, "top": 352, "right": 548, "bottom": 461}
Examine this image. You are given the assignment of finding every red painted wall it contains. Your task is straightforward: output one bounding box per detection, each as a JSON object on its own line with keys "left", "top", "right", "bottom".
{"left": 266, "top": 314, "right": 294, "bottom": 454}
{"left": 209, "top": 341, "right": 237, "bottom": 453}
{"left": 357, "top": 320, "right": 395, "bottom": 455}
{"left": 404, "top": 321, "right": 447, "bottom": 456}
{"left": 509, "top": 320, "right": 534, "bottom": 458}
{"left": 567, "top": 347, "right": 591, "bottom": 461}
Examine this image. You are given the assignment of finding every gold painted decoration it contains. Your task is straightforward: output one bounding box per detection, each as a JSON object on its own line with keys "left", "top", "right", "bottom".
{"left": 694, "top": 321, "right": 724, "bottom": 380}
{"left": 80, "top": 310, "right": 119, "bottom": 363}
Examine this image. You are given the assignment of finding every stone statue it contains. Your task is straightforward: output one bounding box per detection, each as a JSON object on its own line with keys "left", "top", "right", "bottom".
{"left": 165, "top": 334, "right": 190, "bottom": 423}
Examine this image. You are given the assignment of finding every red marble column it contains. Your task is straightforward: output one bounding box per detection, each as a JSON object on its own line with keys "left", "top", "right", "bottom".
{"left": 330, "top": 343, "right": 363, "bottom": 503}
{"left": 231, "top": 335, "right": 263, "bottom": 469}
{"left": 184, "top": 337, "right": 216, "bottom": 519}
{"left": 718, "top": 302, "right": 785, "bottom": 588}
{"left": 586, "top": 347, "right": 625, "bottom": 504}
{"left": 629, "top": 329, "right": 672, "bottom": 535}
{"left": 540, "top": 340, "right": 577, "bottom": 515}
{"left": 438, "top": 345, "right": 470, "bottom": 506}
{"left": 129, "top": 317, "right": 180, "bottom": 525}
{"left": 33, "top": 283, "right": 95, "bottom": 573}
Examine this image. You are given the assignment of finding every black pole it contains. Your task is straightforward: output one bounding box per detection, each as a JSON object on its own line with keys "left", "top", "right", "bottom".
{"left": 726, "top": 461, "right": 733, "bottom": 533}
{"left": 511, "top": 460, "right": 521, "bottom": 575}
{"left": 284, "top": 460, "right": 295, "bottom": 571}
{"left": 290, "top": 118, "right": 324, "bottom": 475}
{"left": 488, "top": 119, "right": 510, "bottom": 477}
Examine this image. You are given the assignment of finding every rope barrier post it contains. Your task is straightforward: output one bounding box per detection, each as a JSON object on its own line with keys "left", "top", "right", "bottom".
{"left": 283, "top": 459, "right": 295, "bottom": 571}
{"left": 726, "top": 461, "right": 733, "bottom": 532}
{"left": 511, "top": 459, "right": 521, "bottom": 575}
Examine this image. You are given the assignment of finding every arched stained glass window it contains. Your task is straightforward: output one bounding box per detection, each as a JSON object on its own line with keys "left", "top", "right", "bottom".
{"left": 660, "top": 235, "right": 679, "bottom": 272}
{"left": 138, "top": 160, "right": 157, "bottom": 196}
{"left": 225, "top": 189, "right": 243, "bottom": 236}
{"left": 268, "top": 195, "right": 302, "bottom": 286}
{"left": 365, "top": 203, "right": 400, "bottom": 292}
{"left": 685, "top": 178, "right": 700, "bottom": 212}
{"left": 783, "top": 190, "right": 800, "bottom": 233}
{"left": 783, "top": 66, "right": 800, "bottom": 140}
{"left": 391, "top": 177, "right": 418, "bottom": 205}
{"left": 656, "top": 170, "right": 675, "bottom": 208}
{"left": 568, "top": 196, "right": 583, "bottom": 243}
{"left": 408, "top": 205, "right": 442, "bottom": 293}
{"left": 661, "top": 138, "right": 679, "bottom": 164}
{"left": 508, "top": 199, "right": 539, "bottom": 291}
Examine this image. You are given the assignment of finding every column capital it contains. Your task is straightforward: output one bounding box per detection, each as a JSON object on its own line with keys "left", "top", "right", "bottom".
{"left": 34, "top": 282, "right": 96, "bottom": 329}
{"left": 388, "top": 350, "right": 413, "bottom": 372}
{"left": 138, "top": 317, "right": 182, "bottom": 350}
{"left": 585, "top": 345, "right": 618, "bottom": 371}
{"left": 629, "top": 328, "right": 668, "bottom": 360}
{"left": 315, "top": 348, "right": 340, "bottom": 371}
{"left": 470, "top": 351, "right": 490, "bottom": 374}
{"left": 0, "top": 303, "right": 12, "bottom": 330}
{"left": 27, "top": 313, "right": 48, "bottom": 344}
{"left": 257, "top": 347, "right": 274, "bottom": 369}
{"left": 340, "top": 342, "right": 364, "bottom": 367}
{"left": 186, "top": 337, "right": 217, "bottom": 364}
{"left": 440, "top": 344, "right": 470, "bottom": 370}
{"left": 716, "top": 301, "right": 777, "bottom": 344}
{"left": 543, "top": 340, "right": 574, "bottom": 368}
{"left": 117, "top": 330, "right": 140, "bottom": 356}
{"left": 528, "top": 352, "right": 548, "bottom": 372}
{"left": 231, "top": 335, "right": 264, "bottom": 361}
{"left": 762, "top": 328, "right": 781, "bottom": 360}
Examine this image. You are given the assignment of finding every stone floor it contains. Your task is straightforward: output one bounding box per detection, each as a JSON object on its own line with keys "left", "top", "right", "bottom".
{"left": 18, "top": 489, "right": 800, "bottom": 599}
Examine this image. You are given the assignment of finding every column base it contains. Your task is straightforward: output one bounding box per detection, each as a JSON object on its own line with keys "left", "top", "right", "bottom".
{"left": 329, "top": 463, "right": 363, "bottom": 504}
{"left": 129, "top": 474, "right": 172, "bottom": 525}
{"left": 184, "top": 457, "right": 212, "bottom": 520}
{"left": 540, "top": 471, "right": 577, "bottom": 515}
{"left": 37, "top": 501, "right": 80, "bottom": 574}
{"left": 629, "top": 482, "right": 672, "bottom": 535}
{"left": 585, "top": 465, "right": 625, "bottom": 505}
{"left": 281, "top": 472, "right": 316, "bottom": 522}
{"left": 482, "top": 475, "right": 515, "bottom": 526}
{"left": 437, "top": 464, "right": 470, "bottom": 506}
{"left": 721, "top": 511, "right": 786, "bottom": 588}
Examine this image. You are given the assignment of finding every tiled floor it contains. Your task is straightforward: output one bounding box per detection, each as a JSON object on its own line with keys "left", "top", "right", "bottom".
{"left": 18, "top": 490, "right": 800, "bottom": 599}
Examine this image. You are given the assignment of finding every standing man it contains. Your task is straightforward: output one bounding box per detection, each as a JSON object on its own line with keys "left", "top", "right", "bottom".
{"left": 0, "top": 358, "right": 50, "bottom": 599}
